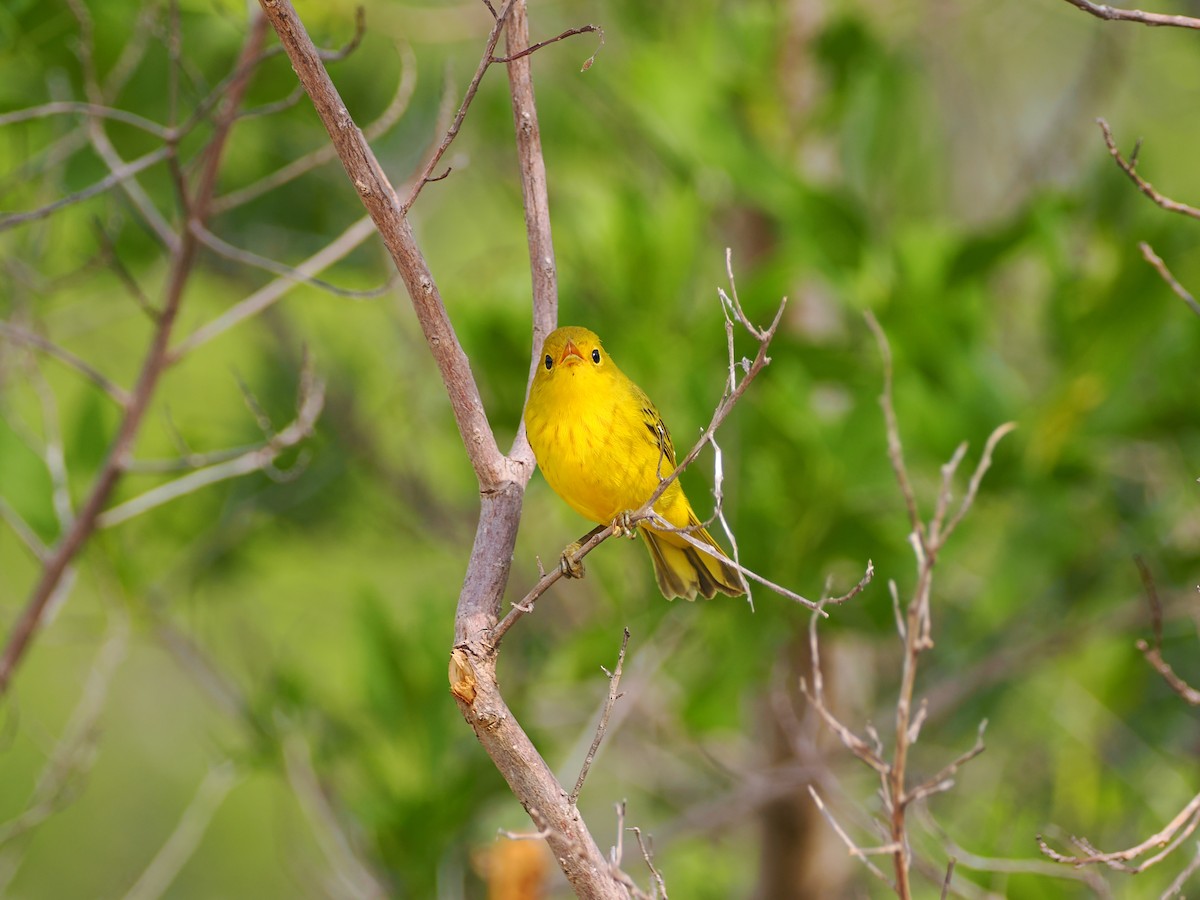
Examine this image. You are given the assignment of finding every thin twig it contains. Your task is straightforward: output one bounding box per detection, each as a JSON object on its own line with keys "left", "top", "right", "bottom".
{"left": 401, "top": 0, "right": 518, "bottom": 213}
{"left": 212, "top": 41, "right": 418, "bottom": 214}
{"left": 66, "top": 0, "right": 179, "bottom": 251}
{"left": 97, "top": 369, "right": 325, "bottom": 528}
{"left": 1061, "top": 0, "right": 1200, "bottom": 29}
{"left": 1139, "top": 242, "right": 1200, "bottom": 319}
{"left": 1162, "top": 844, "right": 1200, "bottom": 898}
{"left": 807, "top": 786, "right": 896, "bottom": 887}
{"left": 282, "top": 732, "right": 387, "bottom": 899}
{"left": 170, "top": 215, "right": 380, "bottom": 361}
{"left": 1096, "top": 119, "right": 1200, "bottom": 219}
{"left": 121, "top": 763, "right": 240, "bottom": 900}
{"left": 490, "top": 24, "right": 604, "bottom": 69}
{"left": 190, "top": 222, "right": 394, "bottom": 298}
{"left": 0, "top": 10, "right": 270, "bottom": 697}
{"left": 0, "top": 148, "right": 170, "bottom": 234}
{"left": 1132, "top": 556, "right": 1200, "bottom": 705}
{"left": 0, "top": 498, "right": 48, "bottom": 561}
{"left": 864, "top": 311, "right": 924, "bottom": 541}
{"left": 940, "top": 422, "right": 1018, "bottom": 544}
{"left": 0, "top": 102, "right": 168, "bottom": 136}
{"left": 627, "top": 826, "right": 667, "bottom": 899}
{"left": 0, "top": 612, "right": 129, "bottom": 856}
{"left": 570, "top": 628, "right": 630, "bottom": 807}
{"left": 939, "top": 858, "right": 956, "bottom": 900}
{"left": 800, "top": 601, "right": 889, "bottom": 775}
{"left": 1038, "top": 791, "right": 1200, "bottom": 870}
{"left": 916, "top": 806, "right": 1113, "bottom": 894}
{"left": 904, "top": 719, "right": 987, "bottom": 806}
{"left": 0, "top": 321, "right": 131, "bottom": 406}
{"left": 256, "top": 0, "right": 508, "bottom": 489}
{"left": 646, "top": 511, "right": 821, "bottom": 609}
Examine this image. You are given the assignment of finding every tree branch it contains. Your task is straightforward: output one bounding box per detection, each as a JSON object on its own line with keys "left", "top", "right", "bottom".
{"left": 0, "top": 10, "right": 271, "bottom": 698}
{"left": 1096, "top": 119, "right": 1200, "bottom": 219}
{"left": 1139, "top": 242, "right": 1200, "bottom": 320}
{"left": 259, "top": 2, "right": 632, "bottom": 895}
{"left": 255, "top": 0, "right": 510, "bottom": 490}
{"left": 1060, "top": 0, "right": 1200, "bottom": 29}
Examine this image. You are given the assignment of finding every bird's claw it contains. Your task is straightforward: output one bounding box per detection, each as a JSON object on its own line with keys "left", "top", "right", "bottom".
{"left": 613, "top": 510, "right": 638, "bottom": 539}
{"left": 560, "top": 541, "right": 585, "bottom": 579}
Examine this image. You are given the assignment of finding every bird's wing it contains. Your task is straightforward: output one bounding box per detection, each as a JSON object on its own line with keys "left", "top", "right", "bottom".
{"left": 636, "top": 394, "right": 677, "bottom": 475}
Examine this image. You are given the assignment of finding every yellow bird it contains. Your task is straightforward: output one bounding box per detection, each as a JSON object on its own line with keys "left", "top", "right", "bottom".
{"left": 524, "top": 326, "right": 745, "bottom": 601}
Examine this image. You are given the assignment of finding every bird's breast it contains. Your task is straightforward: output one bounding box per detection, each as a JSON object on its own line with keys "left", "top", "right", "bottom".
{"left": 527, "top": 378, "right": 663, "bottom": 525}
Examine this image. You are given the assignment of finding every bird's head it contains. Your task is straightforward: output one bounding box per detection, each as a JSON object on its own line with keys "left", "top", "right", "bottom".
{"left": 533, "top": 326, "right": 611, "bottom": 389}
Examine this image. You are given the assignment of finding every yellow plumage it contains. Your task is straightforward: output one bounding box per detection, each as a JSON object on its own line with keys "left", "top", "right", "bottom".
{"left": 523, "top": 326, "right": 745, "bottom": 601}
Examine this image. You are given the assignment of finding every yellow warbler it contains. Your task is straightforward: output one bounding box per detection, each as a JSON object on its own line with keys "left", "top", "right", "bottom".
{"left": 524, "top": 326, "right": 744, "bottom": 601}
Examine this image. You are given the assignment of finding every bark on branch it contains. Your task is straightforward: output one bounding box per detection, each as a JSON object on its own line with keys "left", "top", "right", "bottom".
{"left": 256, "top": 2, "right": 627, "bottom": 895}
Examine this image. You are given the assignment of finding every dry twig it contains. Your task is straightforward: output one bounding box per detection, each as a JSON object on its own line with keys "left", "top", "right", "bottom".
{"left": 1095, "top": 119, "right": 1200, "bottom": 220}
{"left": 0, "top": 11, "right": 273, "bottom": 697}
{"left": 1037, "top": 791, "right": 1200, "bottom": 874}
{"left": 571, "top": 629, "right": 631, "bottom": 807}
{"left": 1060, "top": 0, "right": 1200, "bottom": 30}
{"left": 802, "top": 312, "right": 1013, "bottom": 899}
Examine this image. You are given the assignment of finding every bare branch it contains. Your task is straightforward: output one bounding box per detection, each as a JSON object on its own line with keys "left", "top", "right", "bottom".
{"left": 1061, "top": 0, "right": 1200, "bottom": 29}
{"left": 571, "top": 628, "right": 630, "bottom": 807}
{"left": 0, "top": 102, "right": 169, "bottom": 137}
{"left": 807, "top": 786, "right": 897, "bottom": 887}
{"left": 939, "top": 858, "right": 956, "bottom": 900}
{"left": 1132, "top": 557, "right": 1200, "bottom": 706}
{"left": 0, "top": 10, "right": 271, "bottom": 697}
{"left": 805, "top": 316, "right": 1009, "bottom": 898}
{"left": 212, "top": 41, "right": 419, "bottom": 214}
{"left": 939, "top": 422, "right": 1018, "bottom": 546}
{"left": 402, "top": 0, "right": 518, "bottom": 214}
{"left": 0, "top": 148, "right": 170, "bottom": 234}
{"left": 491, "top": 521, "right": 617, "bottom": 645}
{"left": 904, "top": 719, "right": 987, "bottom": 807}
{"left": 97, "top": 369, "right": 325, "bottom": 528}
{"left": 1096, "top": 119, "right": 1200, "bottom": 219}
{"left": 281, "top": 731, "right": 388, "bottom": 899}
{"left": 170, "top": 215, "right": 380, "bottom": 361}
{"left": 627, "top": 825, "right": 667, "bottom": 899}
{"left": 490, "top": 24, "right": 604, "bottom": 69}
{"left": 190, "top": 222, "right": 394, "bottom": 298}
{"left": 122, "top": 763, "right": 240, "bottom": 900}
{"left": 0, "top": 321, "right": 130, "bottom": 406}
{"left": 256, "top": 0, "right": 510, "bottom": 490}
{"left": 863, "top": 311, "right": 924, "bottom": 542}
{"left": 1038, "top": 791, "right": 1200, "bottom": 871}
{"left": 1140, "top": 242, "right": 1200, "bottom": 319}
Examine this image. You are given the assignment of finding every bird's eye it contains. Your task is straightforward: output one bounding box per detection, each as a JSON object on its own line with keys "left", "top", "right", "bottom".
{"left": 544, "top": 354, "right": 553, "bottom": 370}
{"left": 591, "top": 348, "right": 601, "bottom": 364}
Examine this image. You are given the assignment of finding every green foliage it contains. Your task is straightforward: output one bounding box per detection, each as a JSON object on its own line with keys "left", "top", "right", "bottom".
{"left": 2, "top": 0, "right": 1199, "bottom": 897}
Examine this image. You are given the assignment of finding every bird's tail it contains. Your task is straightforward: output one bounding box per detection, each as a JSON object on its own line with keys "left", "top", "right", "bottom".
{"left": 640, "top": 514, "right": 745, "bottom": 601}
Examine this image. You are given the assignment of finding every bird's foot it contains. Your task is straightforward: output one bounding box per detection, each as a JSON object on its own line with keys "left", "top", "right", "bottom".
{"left": 612, "top": 510, "right": 638, "bottom": 539}
{"left": 560, "top": 541, "right": 586, "bottom": 579}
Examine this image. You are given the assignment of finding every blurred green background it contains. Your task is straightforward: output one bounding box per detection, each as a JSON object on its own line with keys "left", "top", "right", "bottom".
{"left": 1, "top": 0, "right": 1198, "bottom": 897}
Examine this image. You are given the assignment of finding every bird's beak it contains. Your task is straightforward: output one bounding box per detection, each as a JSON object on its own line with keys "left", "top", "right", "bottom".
{"left": 559, "top": 339, "right": 585, "bottom": 365}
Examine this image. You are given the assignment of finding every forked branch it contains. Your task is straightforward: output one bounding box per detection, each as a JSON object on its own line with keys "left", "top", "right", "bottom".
{"left": 803, "top": 313, "right": 1013, "bottom": 899}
